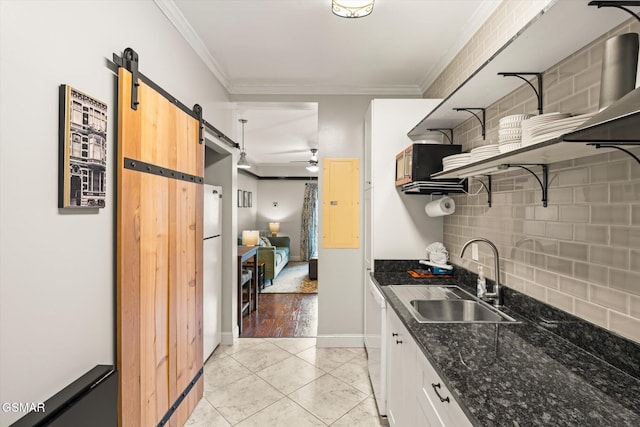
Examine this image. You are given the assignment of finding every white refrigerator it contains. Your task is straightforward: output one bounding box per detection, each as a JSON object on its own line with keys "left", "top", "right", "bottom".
{"left": 203, "top": 184, "right": 222, "bottom": 360}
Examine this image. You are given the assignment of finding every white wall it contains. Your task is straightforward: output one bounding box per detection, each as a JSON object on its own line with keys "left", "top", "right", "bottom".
{"left": 370, "top": 99, "right": 445, "bottom": 260}
{"left": 237, "top": 172, "right": 259, "bottom": 233}
{"left": 256, "top": 180, "right": 309, "bottom": 260}
{"left": 0, "top": 1, "right": 230, "bottom": 425}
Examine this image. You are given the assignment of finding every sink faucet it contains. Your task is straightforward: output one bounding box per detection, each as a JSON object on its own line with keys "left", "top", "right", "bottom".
{"left": 460, "top": 238, "right": 503, "bottom": 307}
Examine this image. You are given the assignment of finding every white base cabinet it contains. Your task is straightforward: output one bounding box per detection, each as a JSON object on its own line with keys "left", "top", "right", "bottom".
{"left": 386, "top": 307, "right": 417, "bottom": 427}
{"left": 386, "top": 309, "right": 472, "bottom": 427}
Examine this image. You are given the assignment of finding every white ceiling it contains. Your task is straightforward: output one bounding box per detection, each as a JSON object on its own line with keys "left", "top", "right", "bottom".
{"left": 157, "top": 0, "right": 502, "bottom": 168}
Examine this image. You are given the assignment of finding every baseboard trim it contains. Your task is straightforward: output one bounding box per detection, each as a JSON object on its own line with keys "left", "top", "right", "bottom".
{"left": 316, "top": 334, "right": 364, "bottom": 348}
{"left": 221, "top": 331, "right": 235, "bottom": 345}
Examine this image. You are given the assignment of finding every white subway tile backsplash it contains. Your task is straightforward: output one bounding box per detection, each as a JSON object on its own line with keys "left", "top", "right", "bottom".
{"left": 610, "top": 227, "right": 640, "bottom": 248}
{"left": 609, "top": 312, "right": 640, "bottom": 343}
{"left": 535, "top": 269, "right": 558, "bottom": 288}
{"left": 590, "top": 246, "right": 629, "bottom": 270}
{"left": 574, "top": 262, "right": 608, "bottom": 286}
{"left": 609, "top": 269, "right": 640, "bottom": 297}
{"left": 557, "top": 168, "right": 589, "bottom": 187}
{"left": 573, "top": 224, "right": 608, "bottom": 245}
{"left": 590, "top": 161, "right": 629, "bottom": 183}
{"left": 558, "top": 276, "right": 589, "bottom": 300}
{"left": 591, "top": 205, "right": 629, "bottom": 225}
{"left": 558, "top": 242, "right": 589, "bottom": 262}
{"left": 590, "top": 285, "right": 628, "bottom": 313}
{"left": 575, "top": 299, "right": 608, "bottom": 328}
{"left": 546, "top": 222, "right": 573, "bottom": 240}
{"left": 610, "top": 183, "right": 640, "bottom": 203}
{"left": 559, "top": 205, "right": 589, "bottom": 223}
{"left": 630, "top": 296, "right": 640, "bottom": 319}
{"left": 573, "top": 185, "right": 608, "bottom": 203}
{"left": 547, "top": 289, "right": 574, "bottom": 313}
{"left": 547, "top": 256, "right": 573, "bottom": 276}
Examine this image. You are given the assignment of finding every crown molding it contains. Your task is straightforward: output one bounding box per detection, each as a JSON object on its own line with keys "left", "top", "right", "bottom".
{"left": 153, "top": 0, "right": 232, "bottom": 92}
{"left": 229, "top": 83, "right": 422, "bottom": 96}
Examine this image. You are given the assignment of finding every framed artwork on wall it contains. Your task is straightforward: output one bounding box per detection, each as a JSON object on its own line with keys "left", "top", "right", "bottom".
{"left": 59, "top": 85, "right": 108, "bottom": 208}
{"left": 248, "top": 192, "right": 252, "bottom": 208}
{"left": 238, "top": 189, "right": 243, "bottom": 207}
{"left": 243, "top": 191, "right": 248, "bottom": 208}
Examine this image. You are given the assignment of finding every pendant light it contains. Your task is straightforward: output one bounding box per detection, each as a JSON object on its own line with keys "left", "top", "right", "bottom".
{"left": 332, "top": 0, "right": 375, "bottom": 18}
{"left": 237, "top": 118, "right": 250, "bottom": 169}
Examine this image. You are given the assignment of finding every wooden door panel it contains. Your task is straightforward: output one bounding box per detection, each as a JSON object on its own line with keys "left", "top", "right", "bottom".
{"left": 322, "top": 158, "right": 360, "bottom": 248}
{"left": 118, "top": 66, "right": 203, "bottom": 427}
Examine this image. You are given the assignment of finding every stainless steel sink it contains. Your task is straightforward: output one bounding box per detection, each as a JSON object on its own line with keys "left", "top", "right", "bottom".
{"left": 388, "top": 285, "right": 518, "bottom": 323}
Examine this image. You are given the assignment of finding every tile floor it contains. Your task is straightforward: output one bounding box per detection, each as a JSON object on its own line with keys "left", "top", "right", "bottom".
{"left": 185, "top": 338, "right": 387, "bottom": 426}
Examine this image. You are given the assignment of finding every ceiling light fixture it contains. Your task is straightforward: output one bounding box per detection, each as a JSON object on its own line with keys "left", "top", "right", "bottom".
{"left": 306, "top": 161, "right": 319, "bottom": 173}
{"left": 332, "top": 0, "right": 375, "bottom": 18}
{"left": 237, "top": 118, "right": 250, "bottom": 169}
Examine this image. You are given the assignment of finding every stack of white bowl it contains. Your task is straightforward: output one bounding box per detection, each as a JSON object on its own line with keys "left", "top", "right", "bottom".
{"left": 470, "top": 144, "right": 500, "bottom": 162}
{"left": 442, "top": 153, "right": 471, "bottom": 171}
{"left": 498, "top": 114, "right": 532, "bottom": 153}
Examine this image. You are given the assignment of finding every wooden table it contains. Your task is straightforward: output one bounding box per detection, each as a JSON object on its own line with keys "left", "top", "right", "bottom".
{"left": 237, "top": 245, "right": 258, "bottom": 334}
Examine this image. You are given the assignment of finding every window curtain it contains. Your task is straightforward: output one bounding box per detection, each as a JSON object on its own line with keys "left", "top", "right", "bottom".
{"left": 300, "top": 182, "right": 318, "bottom": 261}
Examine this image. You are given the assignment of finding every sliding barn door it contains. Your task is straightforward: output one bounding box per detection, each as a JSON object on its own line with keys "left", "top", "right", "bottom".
{"left": 117, "top": 66, "right": 203, "bottom": 427}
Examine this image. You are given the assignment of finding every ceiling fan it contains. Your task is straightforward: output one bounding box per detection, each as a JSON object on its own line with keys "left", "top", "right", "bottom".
{"left": 290, "top": 149, "right": 319, "bottom": 172}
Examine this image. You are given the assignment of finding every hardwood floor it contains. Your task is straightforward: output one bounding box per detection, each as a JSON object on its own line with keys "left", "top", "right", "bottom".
{"left": 241, "top": 293, "right": 318, "bottom": 338}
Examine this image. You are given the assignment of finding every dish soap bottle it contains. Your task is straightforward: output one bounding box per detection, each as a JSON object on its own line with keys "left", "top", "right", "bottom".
{"left": 477, "top": 266, "right": 487, "bottom": 299}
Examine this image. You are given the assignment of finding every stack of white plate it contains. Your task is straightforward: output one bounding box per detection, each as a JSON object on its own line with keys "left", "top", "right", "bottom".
{"left": 523, "top": 112, "right": 598, "bottom": 146}
{"left": 470, "top": 144, "right": 500, "bottom": 162}
{"left": 442, "top": 153, "right": 471, "bottom": 171}
{"left": 498, "top": 114, "right": 532, "bottom": 153}
{"left": 521, "top": 112, "right": 572, "bottom": 146}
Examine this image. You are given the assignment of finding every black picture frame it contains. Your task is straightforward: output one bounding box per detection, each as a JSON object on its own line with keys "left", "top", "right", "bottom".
{"left": 248, "top": 192, "right": 252, "bottom": 208}
{"left": 243, "top": 191, "right": 248, "bottom": 208}
{"left": 59, "top": 85, "right": 108, "bottom": 208}
{"left": 237, "top": 189, "right": 243, "bottom": 207}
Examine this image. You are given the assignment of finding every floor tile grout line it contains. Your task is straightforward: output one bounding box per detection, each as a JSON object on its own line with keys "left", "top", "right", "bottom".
{"left": 203, "top": 394, "right": 234, "bottom": 426}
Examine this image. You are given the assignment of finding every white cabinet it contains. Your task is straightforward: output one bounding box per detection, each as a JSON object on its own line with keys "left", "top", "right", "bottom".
{"left": 386, "top": 308, "right": 472, "bottom": 427}
{"left": 416, "top": 347, "right": 472, "bottom": 427}
{"left": 386, "top": 308, "right": 417, "bottom": 427}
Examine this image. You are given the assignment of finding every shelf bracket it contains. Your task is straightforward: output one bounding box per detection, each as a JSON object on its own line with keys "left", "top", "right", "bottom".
{"left": 427, "top": 128, "right": 454, "bottom": 145}
{"left": 588, "top": 1, "right": 640, "bottom": 23}
{"left": 589, "top": 143, "right": 640, "bottom": 166}
{"left": 453, "top": 108, "right": 486, "bottom": 140}
{"left": 498, "top": 72, "right": 543, "bottom": 115}
{"left": 475, "top": 175, "right": 492, "bottom": 207}
{"left": 504, "top": 164, "right": 549, "bottom": 207}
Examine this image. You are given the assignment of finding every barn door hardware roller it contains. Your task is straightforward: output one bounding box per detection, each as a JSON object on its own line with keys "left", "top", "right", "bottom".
{"left": 120, "top": 48, "right": 140, "bottom": 111}
{"left": 498, "top": 72, "right": 543, "bottom": 115}
{"left": 453, "top": 108, "right": 486, "bottom": 140}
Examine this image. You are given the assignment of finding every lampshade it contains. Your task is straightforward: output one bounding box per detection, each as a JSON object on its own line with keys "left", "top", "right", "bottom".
{"left": 332, "top": 0, "right": 375, "bottom": 18}
{"left": 268, "top": 222, "right": 280, "bottom": 236}
{"left": 237, "top": 151, "right": 250, "bottom": 169}
{"left": 241, "top": 230, "right": 260, "bottom": 246}
{"left": 237, "top": 119, "right": 251, "bottom": 169}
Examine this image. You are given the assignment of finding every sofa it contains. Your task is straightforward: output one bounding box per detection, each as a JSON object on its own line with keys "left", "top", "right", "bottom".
{"left": 257, "top": 236, "right": 290, "bottom": 282}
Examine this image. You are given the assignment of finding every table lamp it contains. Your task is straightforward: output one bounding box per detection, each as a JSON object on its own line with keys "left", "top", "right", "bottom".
{"left": 268, "top": 222, "right": 280, "bottom": 237}
{"left": 241, "top": 230, "right": 260, "bottom": 246}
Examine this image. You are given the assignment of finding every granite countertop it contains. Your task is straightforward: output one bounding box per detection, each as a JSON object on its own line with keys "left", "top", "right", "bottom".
{"left": 373, "top": 267, "right": 640, "bottom": 427}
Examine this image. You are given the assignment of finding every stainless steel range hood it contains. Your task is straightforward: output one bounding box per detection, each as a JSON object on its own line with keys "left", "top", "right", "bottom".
{"left": 563, "top": 86, "right": 640, "bottom": 143}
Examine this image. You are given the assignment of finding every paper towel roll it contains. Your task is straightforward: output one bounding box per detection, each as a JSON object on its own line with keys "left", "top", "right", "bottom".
{"left": 425, "top": 197, "right": 455, "bottom": 217}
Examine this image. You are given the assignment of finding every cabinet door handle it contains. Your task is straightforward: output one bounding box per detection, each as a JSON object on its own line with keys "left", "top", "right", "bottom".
{"left": 396, "top": 340, "right": 403, "bottom": 344}
{"left": 392, "top": 333, "right": 398, "bottom": 337}
{"left": 432, "top": 383, "right": 450, "bottom": 403}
